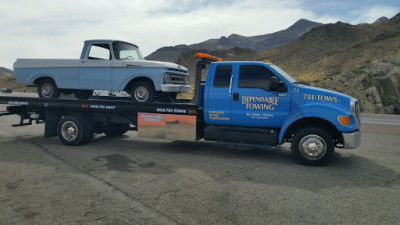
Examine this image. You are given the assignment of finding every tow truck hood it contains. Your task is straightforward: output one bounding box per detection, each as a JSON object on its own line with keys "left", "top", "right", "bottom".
{"left": 292, "top": 84, "right": 353, "bottom": 109}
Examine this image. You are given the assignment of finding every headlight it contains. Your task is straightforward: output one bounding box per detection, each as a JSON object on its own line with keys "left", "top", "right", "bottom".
{"left": 350, "top": 98, "right": 361, "bottom": 129}
{"left": 164, "top": 73, "right": 171, "bottom": 84}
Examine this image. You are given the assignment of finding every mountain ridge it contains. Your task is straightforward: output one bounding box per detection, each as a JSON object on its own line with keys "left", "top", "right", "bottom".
{"left": 146, "top": 19, "right": 323, "bottom": 62}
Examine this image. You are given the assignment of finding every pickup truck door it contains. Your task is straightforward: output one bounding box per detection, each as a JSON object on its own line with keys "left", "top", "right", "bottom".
{"left": 79, "top": 43, "right": 113, "bottom": 90}
{"left": 79, "top": 60, "right": 113, "bottom": 90}
{"left": 205, "top": 64, "right": 235, "bottom": 125}
{"left": 230, "top": 64, "right": 290, "bottom": 128}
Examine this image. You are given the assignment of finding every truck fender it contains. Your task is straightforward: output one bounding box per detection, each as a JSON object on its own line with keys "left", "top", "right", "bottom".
{"left": 28, "top": 72, "right": 58, "bottom": 86}
{"left": 120, "top": 75, "right": 157, "bottom": 92}
{"left": 278, "top": 102, "right": 350, "bottom": 143}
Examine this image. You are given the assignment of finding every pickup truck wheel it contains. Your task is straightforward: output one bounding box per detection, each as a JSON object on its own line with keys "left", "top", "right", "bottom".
{"left": 291, "top": 127, "right": 334, "bottom": 165}
{"left": 104, "top": 124, "right": 130, "bottom": 137}
{"left": 57, "top": 115, "right": 94, "bottom": 146}
{"left": 38, "top": 79, "right": 60, "bottom": 99}
{"left": 75, "top": 90, "right": 93, "bottom": 99}
{"left": 130, "top": 82, "right": 155, "bottom": 102}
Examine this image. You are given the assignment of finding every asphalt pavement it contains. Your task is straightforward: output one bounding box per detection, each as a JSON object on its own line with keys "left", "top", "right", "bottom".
{"left": 0, "top": 94, "right": 399, "bottom": 224}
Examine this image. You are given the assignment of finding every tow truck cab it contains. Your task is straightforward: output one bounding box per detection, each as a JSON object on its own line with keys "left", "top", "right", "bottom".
{"left": 198, "top": 55, "right": 361, "bottom": 164}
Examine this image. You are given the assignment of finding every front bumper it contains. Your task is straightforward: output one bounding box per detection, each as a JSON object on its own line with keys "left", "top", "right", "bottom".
{"left": 343, "top": 130, "right": 361, "bottom": 149}
{"left": 161, "top": 84, "right": 191, "bottom": 92}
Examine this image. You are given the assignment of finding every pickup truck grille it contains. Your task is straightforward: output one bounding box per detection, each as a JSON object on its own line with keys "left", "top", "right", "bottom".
{"left": 168, "top": 68, "right": 188, "bottom": 74}
{"left": 165, "top": 73, "right": 188, "bottom": 84}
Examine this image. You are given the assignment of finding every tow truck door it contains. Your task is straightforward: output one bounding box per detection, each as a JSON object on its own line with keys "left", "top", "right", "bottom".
{"left": 205, "top": 64, "right": 235, "bottom": 125}
{"left": 230, "top": 64, "right": 290, "bottom": 128}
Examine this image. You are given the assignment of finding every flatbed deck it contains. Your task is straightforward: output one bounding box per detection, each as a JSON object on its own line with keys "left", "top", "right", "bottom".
{"left": 0, "top": 96, "right": 199, "bottom": 116}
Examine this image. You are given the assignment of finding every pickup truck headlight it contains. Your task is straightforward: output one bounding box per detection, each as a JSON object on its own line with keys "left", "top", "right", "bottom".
{"left": 350, "top": 99, "right": 361, "bottom": 129}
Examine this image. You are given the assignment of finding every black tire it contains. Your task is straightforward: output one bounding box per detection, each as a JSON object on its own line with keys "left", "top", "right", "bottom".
{"left": 291, "top": 126, "right": 334, "bottom": 165}
{"left": 104, "top": 124, "right": 130, "bottom": 137}
{"left": 130, "top": 81, "right": 155, "bottom": 102}
{"left": 38, "top": 79, "right": 61, "bottom": 99}
{"left": 74, "top": 90, "right": 93, "bottom": 99}
{"left": 57, "top": 115, "right": 94, "bottom": 146}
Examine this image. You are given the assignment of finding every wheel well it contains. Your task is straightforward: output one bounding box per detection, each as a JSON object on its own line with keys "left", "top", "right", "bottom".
{"left": 34, "top": 77, "right": 55, "bottom": 86}
{"left": 124, "top": 77, "right": 155, "bottom": 92}
{"left": 283, "top": 117, "right": 343, "bottom": 144}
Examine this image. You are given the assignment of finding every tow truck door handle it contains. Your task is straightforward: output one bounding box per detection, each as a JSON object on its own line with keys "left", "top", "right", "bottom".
{"left": 233, "top": 93, "right": 239, "bottom": 101}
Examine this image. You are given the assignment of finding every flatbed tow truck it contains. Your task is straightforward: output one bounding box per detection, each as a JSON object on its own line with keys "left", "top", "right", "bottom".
{"left": 0, "top": 54, "right": 361, "bottom": 165}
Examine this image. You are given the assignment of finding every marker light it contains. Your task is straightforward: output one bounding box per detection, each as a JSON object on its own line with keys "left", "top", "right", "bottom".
{"left": 338, "top": 116, "right": 350, "bottom": 126}
{"left": 263, "top": 60, "right": 272, "bottom": 63}
{"left": 195, "top": 53, "right": 222, "bottom": 62}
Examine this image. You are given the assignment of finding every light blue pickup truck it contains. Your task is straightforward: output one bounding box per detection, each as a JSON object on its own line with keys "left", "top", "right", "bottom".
{"left": 13, "top": 40, "right": 191, "bottom": 102}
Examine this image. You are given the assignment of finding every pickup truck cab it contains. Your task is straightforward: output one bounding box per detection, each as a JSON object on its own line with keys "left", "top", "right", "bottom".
{"left": 13, "top": 40, "right": 191, "bottom": 102}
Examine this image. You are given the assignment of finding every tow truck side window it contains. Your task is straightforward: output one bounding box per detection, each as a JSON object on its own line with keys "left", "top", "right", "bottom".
{"left": 213, "top": 65, "right": 232, "bottom": 87}
{"left": 238, "top": 65, "right": 275, "bottom": 91}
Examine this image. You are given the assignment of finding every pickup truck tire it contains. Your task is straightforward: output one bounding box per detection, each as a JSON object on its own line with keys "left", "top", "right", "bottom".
{"left": 74, "top": 90, "right": 93, "bottom": 99}
{"left": 38, "top": 79, "right": 61, "bottom": 99}
{"left": 57, "top": 115, "right": 94, "bottom": 146}
{"left": 291, "top": 127, "right": 334, "bottom": 165}
{"left": 104, "top": 124, "right": 130, "bottom": 137}
{"left": 130, "top": 81, "right": 155, "bottom": 102}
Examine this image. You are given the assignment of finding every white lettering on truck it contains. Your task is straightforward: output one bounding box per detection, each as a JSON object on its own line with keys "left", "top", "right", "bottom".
{"left": 241, "top": 96, "right": 279, "bottom": 111}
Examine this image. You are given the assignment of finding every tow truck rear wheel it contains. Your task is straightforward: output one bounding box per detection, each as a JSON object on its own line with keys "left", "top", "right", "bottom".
{"left": 57, "top": 115, "right": 94, "bottom": 146}
{"left": 291, "top": 127, "right": 334, "bottom": 165}
{"left": 38, "top": 79, "right": 61, "bottom": 99}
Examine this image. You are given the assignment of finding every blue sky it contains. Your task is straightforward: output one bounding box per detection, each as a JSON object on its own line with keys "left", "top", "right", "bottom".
{"left": 0, "top": 0, "right": 399, "bottom": 68}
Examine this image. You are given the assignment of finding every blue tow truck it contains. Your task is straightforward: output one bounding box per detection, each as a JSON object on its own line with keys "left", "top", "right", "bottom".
{"left": 0, "top": 53, "right": 361, "bottom": 165}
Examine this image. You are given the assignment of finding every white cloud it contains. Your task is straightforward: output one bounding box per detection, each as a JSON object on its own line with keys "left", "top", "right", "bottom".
{"left": 349, "top": 5, "right": 399, "bottom": 24}
{"left": 0, "top": 0, "right": 398, "bottom": 69}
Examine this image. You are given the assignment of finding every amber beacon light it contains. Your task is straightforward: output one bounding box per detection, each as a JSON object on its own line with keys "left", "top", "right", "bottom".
{"left": 195, "top": 53, "right": 223, "bottom": 62}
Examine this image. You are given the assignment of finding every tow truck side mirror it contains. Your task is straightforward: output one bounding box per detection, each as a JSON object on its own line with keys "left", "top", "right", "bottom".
{"left": 270, "top": 76, "right": 287, "bottom": 92}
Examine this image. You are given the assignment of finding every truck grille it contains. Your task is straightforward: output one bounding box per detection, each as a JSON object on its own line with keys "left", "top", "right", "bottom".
{"left": 165, "top": 74, "right": 188, "bottom": 84}
{"left": 168, "top": 68, "right": 188, "bottom": 74}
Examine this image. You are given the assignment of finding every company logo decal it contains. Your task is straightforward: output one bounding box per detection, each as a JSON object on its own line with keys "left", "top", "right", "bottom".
{"left": 242, "top": 96, "right": 278, "bottom": 111}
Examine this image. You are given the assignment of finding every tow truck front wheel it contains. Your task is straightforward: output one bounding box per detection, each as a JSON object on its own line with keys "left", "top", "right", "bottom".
{"left": 291, "top": 127, "right": 334, "bottom": 165}
{"left": 57, "top": 115, "right": 94, "bottom": 146}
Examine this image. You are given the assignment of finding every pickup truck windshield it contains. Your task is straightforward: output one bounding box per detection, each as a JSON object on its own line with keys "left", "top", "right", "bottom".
{"left": 113, "top": 42, "right": 144, "bottom": 60}
{"left": 269, "top": 64, "right": 297, "bottom": 84}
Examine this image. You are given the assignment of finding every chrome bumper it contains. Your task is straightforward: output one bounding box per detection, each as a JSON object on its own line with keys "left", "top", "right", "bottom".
{"left": 161, "top": 84, "right": 191, "bottom": 92}
{"left": 343, "top": 130, "right": 361, "bottom": 149}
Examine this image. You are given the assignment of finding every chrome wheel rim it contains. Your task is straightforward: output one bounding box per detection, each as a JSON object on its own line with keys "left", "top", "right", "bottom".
{"left": 61, "top": 121, "right": 78, "bottom": 142}
{"left": 299, "top": 134, "right": 327, "bottom": 160}
{"left": 134, "top": 86, "right": 149, "bottom": 102}
{"left": 41, "top": 83, "right": 54, "bottom": 98}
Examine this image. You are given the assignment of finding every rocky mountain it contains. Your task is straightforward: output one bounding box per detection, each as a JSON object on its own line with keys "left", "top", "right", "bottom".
{"left": 0, "top": 67, "right": 14, "bottom": 79}
{"left": 146, "top": 19, "right": 323, "bottom": 62}
{"left": 176, "top": 14, "right": 400, "bottom": 113}
{"left": 373, "top": 16, "right": 389, "bottom": 24}
{"left": 317, "top": 53, "right": 400, "bottom": 114}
